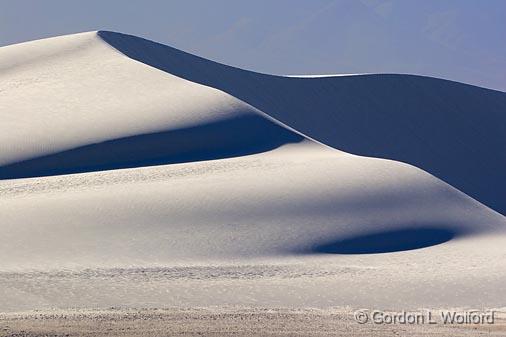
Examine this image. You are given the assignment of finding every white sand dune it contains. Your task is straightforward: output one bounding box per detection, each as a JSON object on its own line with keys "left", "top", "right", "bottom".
{"left": 0, "top": 31, "right": 505, "bottom": 312}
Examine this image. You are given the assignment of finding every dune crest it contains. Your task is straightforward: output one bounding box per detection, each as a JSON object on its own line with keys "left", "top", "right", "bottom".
{"left": 98, "top": 30, "right": 506, "bottom": 215}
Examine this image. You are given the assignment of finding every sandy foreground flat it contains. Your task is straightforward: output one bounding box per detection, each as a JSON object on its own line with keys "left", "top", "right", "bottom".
{"left": 0, "top": 308, "right": 505, "bottom": 337}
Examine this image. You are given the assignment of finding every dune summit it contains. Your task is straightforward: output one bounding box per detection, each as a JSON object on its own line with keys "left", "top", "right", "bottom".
{"left": 0, "top": 31, "right": 505, "bottom": 312}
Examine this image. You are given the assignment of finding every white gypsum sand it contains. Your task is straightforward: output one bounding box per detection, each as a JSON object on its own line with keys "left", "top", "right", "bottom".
{"left": 0, "top": 32, "right": 505, "bottom": 316}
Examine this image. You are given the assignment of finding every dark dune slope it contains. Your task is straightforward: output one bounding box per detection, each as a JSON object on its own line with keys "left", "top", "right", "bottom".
{"left": 99, "top": 31, "right": 506, "bottom": 215}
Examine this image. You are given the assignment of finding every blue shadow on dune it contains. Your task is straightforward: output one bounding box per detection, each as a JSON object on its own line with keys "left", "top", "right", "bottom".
{"left": 313, "top": 227, "right": 458, "bottom": 254}
{"left": 0, "top": 114, "right": 303, "bottom": 179}
{"left": 98, "top": 31, "right": 506, "bottom": 216}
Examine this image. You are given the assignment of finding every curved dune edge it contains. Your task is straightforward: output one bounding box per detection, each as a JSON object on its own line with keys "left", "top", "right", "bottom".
{"left": 97, "top": 30, "right": 506, "bottom": 216}
{"left": 1, "top": 30, "right": 506, "bottom": 215}
{"left": 0, "top": 31, "right": 305, "bottom": 179}
{"left": 1, "top": 31, "right": 506, "bottom": 311}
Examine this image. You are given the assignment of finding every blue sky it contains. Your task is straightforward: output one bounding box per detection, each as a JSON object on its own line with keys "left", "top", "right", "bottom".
{"left": 1, "top": 0, "right": 505, "bottom": 91}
